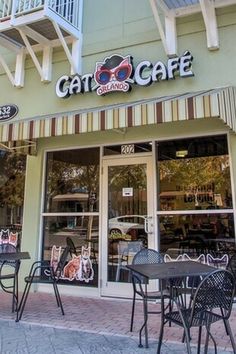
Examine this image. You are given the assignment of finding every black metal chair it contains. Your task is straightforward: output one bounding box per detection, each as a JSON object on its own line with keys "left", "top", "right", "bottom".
{"left": 0, "top": 243, "right": 20, "bottom": 312}
{"left": 157, "top": 269, "right": 236, "bottom": 354}
{"left": 16, "top": 246, "right": 70, "bottom": 321}
{"left": 130, "top": 248, "right": 170, "bottom": 348}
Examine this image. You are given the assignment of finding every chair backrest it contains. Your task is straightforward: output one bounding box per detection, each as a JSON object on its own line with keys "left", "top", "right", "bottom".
{"left": 131, "top": 248, "right": 164, "bottom": 288}
{"left": 117, "top": 240, "right": 143, "bottom": 262}
{"left": 164, "top": 254, "right": 184, "bottom": 288}
{"left": 132, "top": 248, "right": 164, "bottom": 265}
{"left": 66, "top": 237, "right": 77, "bottom": 256}
{"left": 54, "top": 246, "right": 70, "bottom": 278}
{"left": 181, "top": 253, "right": 206, "bottom": 289}
{"left": 191, "top": 269, "right": 235, "bottom": 322}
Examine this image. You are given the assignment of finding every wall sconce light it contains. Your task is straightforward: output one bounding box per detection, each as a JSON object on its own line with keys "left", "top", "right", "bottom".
{"left": 176, "top": 150, "right": 188, "bottom": 158}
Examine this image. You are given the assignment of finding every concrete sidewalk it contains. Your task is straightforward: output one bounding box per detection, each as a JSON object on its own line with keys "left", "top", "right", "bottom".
{"left": 0, "top": 319, "right": 234, "bottom": 354}
{"left": 0, "top": 292, "right": 234, "bottom": 353}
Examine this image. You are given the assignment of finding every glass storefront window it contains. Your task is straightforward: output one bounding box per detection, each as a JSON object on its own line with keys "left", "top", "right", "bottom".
{"left": 0, "top": 151, "right": 26, "bottom": 231}
{"left": 44, "top": 148, "right": 99, "bottom": 213}
{"left": 159, "top": 213, "right": 235, "bottom": 255}
{"left": 43, "top": 215, "right": 99, "bottom": 287}
{"left": 157, "top": 135, "right": 236, "bottom": 258}
{"left": 158, "top": 135, "right": 232, "bottom": 211}
{"left": 42, "top": 147, "right": 100, "bottom": 287}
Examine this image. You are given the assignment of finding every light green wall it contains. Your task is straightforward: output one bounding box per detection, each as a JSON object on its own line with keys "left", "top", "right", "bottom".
{"left": 18, "top": 154, "right": 44, "bottom": 286}
{"left": 0, "top": 3, "right": 236, "bottom": 120}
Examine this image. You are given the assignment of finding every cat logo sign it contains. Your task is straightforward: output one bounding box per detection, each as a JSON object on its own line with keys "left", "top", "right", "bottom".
{"left": 94, "top": 54, "right": 133, "bottom": 96}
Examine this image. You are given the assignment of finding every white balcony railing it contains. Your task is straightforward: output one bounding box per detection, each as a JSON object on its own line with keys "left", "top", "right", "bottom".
{"left": 0, "top": 0, "right": 80, "bottom": 28}
{"left": 14, "top": 0, "right": 44, "bottom": 14}
{"left": 0, "top": 0, "right": 12, "bottom": 19}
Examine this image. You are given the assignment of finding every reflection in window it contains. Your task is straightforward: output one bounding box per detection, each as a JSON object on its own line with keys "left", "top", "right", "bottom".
{"left": 157, "top": 135, "right": 232, "bottom": 211}
{"left": 44, "top": 148, "right": 100, "bottom": 213}
{"left": 108, "top": 164, "right": 147, "bottom": 217}
{"left": 157, "top": 135, "right": 235, "bottom": 259}
{"left": 107, "top": 164, "right": 148, "bottom": 282}
{"left": 43, "top": 216, "right": 99, "bottom": 287}
{"left": 43, "top": 148, "right": 100, "bottom": 287}
{"left": 0, "top": 151, "right": 26, "bottom": 230}
{"left": 159, "top": 213, "right": 235, "bottom": 256}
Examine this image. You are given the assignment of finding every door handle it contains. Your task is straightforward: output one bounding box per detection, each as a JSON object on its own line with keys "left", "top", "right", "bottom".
{"left": 144, "top": 216, "right": 153, "bottom": 234}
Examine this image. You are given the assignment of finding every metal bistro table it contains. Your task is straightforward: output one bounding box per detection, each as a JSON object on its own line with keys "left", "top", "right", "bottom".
{"left": 0, "top": 251, "right": 30, "bottom": 262}
{"left": 0, "top": 251, "right": 30, "bottom": 318}
{"left": 126, "top": 260, "right": 215, "bottom": 351}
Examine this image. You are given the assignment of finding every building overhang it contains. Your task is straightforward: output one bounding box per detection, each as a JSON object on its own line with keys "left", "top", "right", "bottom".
{"left": 149, "top": 0, "right": 236, "bottom": 56}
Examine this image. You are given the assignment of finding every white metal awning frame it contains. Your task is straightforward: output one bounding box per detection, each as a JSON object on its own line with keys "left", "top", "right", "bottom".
{"left": 0, "top": 139, "right": 36, "bottom": 154}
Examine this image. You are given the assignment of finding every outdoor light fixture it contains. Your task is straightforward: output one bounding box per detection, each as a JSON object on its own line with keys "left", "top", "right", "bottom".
{"left": 176, "top": 150, "right": 188, "bottom": 158}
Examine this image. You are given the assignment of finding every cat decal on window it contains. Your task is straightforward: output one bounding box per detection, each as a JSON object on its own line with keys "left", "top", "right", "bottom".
{"left": 63, "top": 254, "right": 81, "bottom": 281}
{"left": 0, "top": 229, "right": 10, "bottom": 244}
{"left": 9, "top": 232, "right": 18, "bottom": 247}
{"left": 44, "top": 245, "right": 62, "bottom": 277}
{"left": 94, "top": 54, "right": 133, "bottom": 96}
{"left": 63, "top": 246, "right": 94, "bottom": 283}
{"left": 76, "top": 246, "right": 94, "bottom": 283}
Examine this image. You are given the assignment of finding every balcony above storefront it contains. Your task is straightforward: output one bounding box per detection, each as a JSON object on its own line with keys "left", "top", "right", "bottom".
{"left": 0, "top": 0, "right": 83, "bottom": 87}
{"left": 149, "top": 0, "right": 236, "bottom": 56}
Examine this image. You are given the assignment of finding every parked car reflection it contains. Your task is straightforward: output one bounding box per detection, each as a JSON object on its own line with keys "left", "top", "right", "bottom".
{"left": 109, "top": 215, "right": 147, "bottom": 244}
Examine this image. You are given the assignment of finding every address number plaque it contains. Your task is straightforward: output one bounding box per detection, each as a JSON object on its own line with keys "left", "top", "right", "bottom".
{"left": 121, "top": 144, "right": 135, "bottom": 155}
{"left": 0, "top": 104, "right": 18, "bottom": 121}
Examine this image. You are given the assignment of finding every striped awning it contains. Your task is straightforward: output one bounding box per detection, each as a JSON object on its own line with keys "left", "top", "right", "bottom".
{"left": 0, "top": 86, "right": 236, "bottom": 154}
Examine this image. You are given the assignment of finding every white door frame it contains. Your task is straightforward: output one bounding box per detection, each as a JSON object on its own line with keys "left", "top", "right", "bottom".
{"left": 100, "top": 154, "right": 156, "bottom": 298}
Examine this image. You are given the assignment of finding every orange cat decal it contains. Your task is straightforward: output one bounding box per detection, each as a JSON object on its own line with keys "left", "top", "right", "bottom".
{"left": 63, "top": 255, "right": 81, "bottom": 281}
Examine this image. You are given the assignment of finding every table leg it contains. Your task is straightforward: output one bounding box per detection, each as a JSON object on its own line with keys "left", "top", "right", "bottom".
{"left": 138, "top": 283, "right": 149, "bottom": 348}
{"left": 157, "top": 280, "right": 164, "bottom": 354}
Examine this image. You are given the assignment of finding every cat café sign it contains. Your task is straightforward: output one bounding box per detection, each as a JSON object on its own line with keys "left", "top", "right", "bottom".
{"left": 56, "top": 50, "right": 194, "bottom": 98}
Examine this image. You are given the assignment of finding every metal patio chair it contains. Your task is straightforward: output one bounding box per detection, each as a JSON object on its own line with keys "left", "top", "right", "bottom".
{"left": 130, "top": 248, "right": 170, "bottom": 348}
{"left": 0, "top": 243, "right": 20, "bottom": 313}
{"left": 157, "top": 269, "right": 236, "bottom": 354}
{"left": 17, "top": 246, "right": 70, "bottom": 321}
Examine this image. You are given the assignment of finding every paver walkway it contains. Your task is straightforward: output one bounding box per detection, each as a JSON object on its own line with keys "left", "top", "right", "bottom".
{"left": 0, "top": 292, "right": 235, "bottom": 353}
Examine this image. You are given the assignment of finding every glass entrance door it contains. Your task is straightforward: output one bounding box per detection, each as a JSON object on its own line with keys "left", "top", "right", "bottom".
{"left": 101, "top": 156, "right": 155, "bottom": 297}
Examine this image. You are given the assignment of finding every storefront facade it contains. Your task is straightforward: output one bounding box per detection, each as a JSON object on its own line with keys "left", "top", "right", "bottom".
{"left": 0, "top": 0, "right": 236, "bottom": 297}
